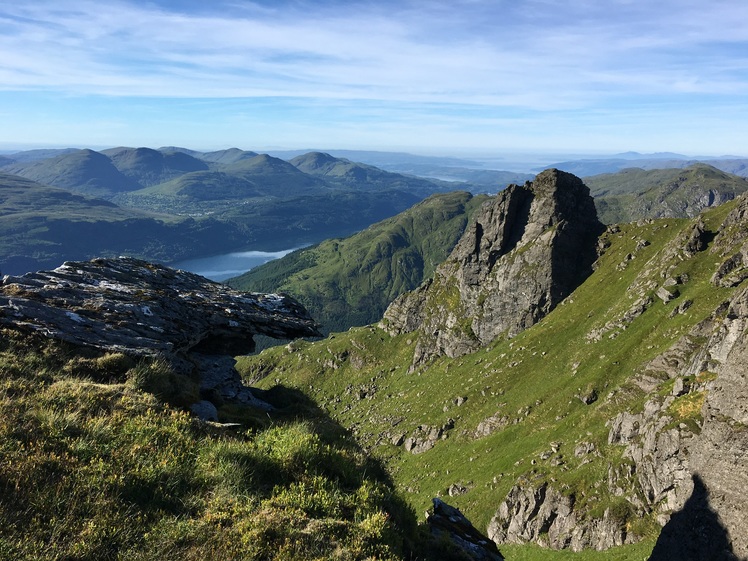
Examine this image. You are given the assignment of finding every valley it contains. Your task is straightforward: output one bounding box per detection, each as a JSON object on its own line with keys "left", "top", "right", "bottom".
{"left": 0, "top": 147, "right": 481, "bottom": 275}
{"left": 1, "top": 146, "right": 747, "bottom": 560}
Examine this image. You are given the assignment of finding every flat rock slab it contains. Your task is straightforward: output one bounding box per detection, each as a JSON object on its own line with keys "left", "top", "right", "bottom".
{"left": 0, "top": 256, "right": 320, "bottom": 358}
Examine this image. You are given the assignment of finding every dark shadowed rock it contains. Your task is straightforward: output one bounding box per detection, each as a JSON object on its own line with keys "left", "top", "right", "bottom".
{"left": 428, "top": 498, "right": 505, "bottom": 561}
{"left": 649, "top": 476, "right": 742, "bottom": 561}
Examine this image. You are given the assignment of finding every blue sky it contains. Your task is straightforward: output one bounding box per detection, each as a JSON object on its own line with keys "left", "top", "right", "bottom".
{"left": 1, "top": 0, "right": 747, "bottom": 156}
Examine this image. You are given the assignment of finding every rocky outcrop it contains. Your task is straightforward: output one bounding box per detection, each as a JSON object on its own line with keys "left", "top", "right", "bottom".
{"left": 487, "top": 481, "right": 634, "bottom": 551}
{"left": 382, "top": 169, "right": 604, "bottom": 368}
{"left": 427, "top": 498, "right": 504, "bottom": 561}
{"left": 711, "top": 195, "right": 748, "bottom": 288}
{"left": 0, "top": 257, "right": 320, "bottom": 358}
{"left": 0, "top": 257, "right": 320, "bottom": 416}
{"left": 402, "top": 419, "right": 455, "bottom": 454}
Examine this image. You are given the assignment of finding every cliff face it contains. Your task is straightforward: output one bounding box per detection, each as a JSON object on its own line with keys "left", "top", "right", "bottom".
{"left": 639, "top": 198, "right": 748, "bottom": 560}
{"left": 675, "top": 286, "right": 748, "bottom": 560}
{"left": 485, "top": 195, "right": 748, "bottom": 559}
{"left": 382, "top": 169, "right": 604, "bottom": 368}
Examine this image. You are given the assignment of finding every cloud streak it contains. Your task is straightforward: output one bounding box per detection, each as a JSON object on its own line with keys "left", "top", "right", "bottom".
{"left": 1, "top": 0, "right": 746, "bottom": 105}
{"left": 1, "top": 0, "right": 748, "bottom": 153}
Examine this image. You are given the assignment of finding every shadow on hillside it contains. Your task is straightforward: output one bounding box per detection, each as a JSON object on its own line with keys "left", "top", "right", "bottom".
{"left": 257, "top": 384, "right": 362, "bottom": 446}
{"left": 255, "top": 384, "right": 478, "bottom": 561}
{"left": 648, "top": 474, "right": 743, "bottom": 561}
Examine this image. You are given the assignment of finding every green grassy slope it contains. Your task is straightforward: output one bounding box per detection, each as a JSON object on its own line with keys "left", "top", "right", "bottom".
{"left": 289, "top": 152, "right": 473, "bottom": 197}
{"left": 237, "top": 198, "right": 743, "bottom": 559}
{"left": 0, "top": 173, "right": 245, "bottom": 275}
{"left": 123, "top": 171, "right": 262, "bottom": 201}
{"left": 587, "top": 164, "right": 748, "bottom": 223}
{"left": 101, "top": 147, "right": 209, "bottom": 187}
{"left": 228, "top": 191, "right": 488, "bottom": 334}
{"left": 2, "top": 149, "right": 140, "bottom": 197}
{"left": 1, "top": 328, "right": 477, "bottom": 560}
{"left": 198, "top": 148, "right": 259, "bottom": 165}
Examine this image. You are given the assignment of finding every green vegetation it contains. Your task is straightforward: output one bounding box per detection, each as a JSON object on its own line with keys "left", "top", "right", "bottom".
{"left": 0, "top": 328, "right": 446, "bottom": 560}
{"left": 6, "top": 149, "right": 748, "bottom": 558}
{"left": 1, "top": 149, "right": 466, "bottom": 276}
{"left": 586, "top": 164, "right": 748, "bottom": 223}
{"left": 0, "top": 172, "right": 249, "bottom": 275}
{"left": 237, "top": 199, "right": 746, "bottom": 558}
{"left": 499, "top": 541, "right": 656, "bottom": 560}
{"left": 101, "top": 146, "right": 208, "bottom": 187}
{"left": 228, "top": 191, "right": 488, "bottom": 334}
{"left": 2, "top": 149, "right": 140, "bottom": 197}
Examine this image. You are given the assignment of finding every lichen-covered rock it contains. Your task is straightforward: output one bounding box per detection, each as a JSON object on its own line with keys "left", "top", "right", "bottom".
{"left": 383, "top": 169, "right": 604, "bottom": 368}
{"left": 0, "top": 257, "right": 321, "bottom": 414}
{"left": 0, "top": 257, "right": 320, "bottom": 358}
{"left": 487, "top": 481, "right": 633, "bottom": 552}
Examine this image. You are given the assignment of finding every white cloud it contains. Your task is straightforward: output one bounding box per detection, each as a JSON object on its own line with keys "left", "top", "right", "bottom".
{"left": 0, "top": 0, "right": 745, "bottom": 107}
{"left": 1, "top": 0, "right": 748, "bottom": 153}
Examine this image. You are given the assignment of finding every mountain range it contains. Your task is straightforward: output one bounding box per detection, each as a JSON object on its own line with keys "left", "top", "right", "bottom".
{"left": 1, "top": 157, "right": 747, "bottom": 559}
{"left": 587, "top": 163, "right": 748, "bottom": 224}
{"left": 0, "top": 147, "right": 483, "bottom": 275}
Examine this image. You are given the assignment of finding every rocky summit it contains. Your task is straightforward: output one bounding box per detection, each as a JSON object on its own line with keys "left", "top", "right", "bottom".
{"left": 0, "top": 257, "right": 320, "bottom": 412}
{"left": 0, "top": 257, "right": 320, "bottom": 358}
{"left": 382, "top": 168, "right": 605, "bottom": 368}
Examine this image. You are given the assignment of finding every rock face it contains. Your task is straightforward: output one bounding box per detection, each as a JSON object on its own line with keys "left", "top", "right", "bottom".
{"left": 642, "top": 198, "right": 748, "bottom": 560}
{"left": 487, "top": 482, "right": 634, "bottom": 551}
{"left": 647, "top": 284, "right": 748, "bottom": 560}
{"left": 0, "top": 257, "right": 321, "bottom": 415}
{"left": 382, "top": 169, "right": 604, "bottom": 368}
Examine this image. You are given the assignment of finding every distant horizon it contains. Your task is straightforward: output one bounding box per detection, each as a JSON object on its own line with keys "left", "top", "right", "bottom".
{"left": 0, "top": 142, "right": 748, "bottom": 163}
{"left": 1, "top": 143, "right": 745, "bottom": 162}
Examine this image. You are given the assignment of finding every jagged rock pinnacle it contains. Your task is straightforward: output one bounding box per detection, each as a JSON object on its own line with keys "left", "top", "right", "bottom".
{"left": 382, "top": 168, "right": 605, "bottom": 368}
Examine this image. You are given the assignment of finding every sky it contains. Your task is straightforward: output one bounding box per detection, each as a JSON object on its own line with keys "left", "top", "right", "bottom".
{"left": 1, "top": 0, "right": 748, "bottom": 157}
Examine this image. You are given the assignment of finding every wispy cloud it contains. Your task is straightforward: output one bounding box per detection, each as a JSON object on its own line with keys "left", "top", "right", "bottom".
{"left": 1, "top": 0, "right": 746, "bottom": 104}
{"left": 1, "top": 0, "right": 747, "bottom": 152}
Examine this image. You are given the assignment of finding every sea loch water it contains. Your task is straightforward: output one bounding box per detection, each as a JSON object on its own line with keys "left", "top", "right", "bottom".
{"left": 172, "top": 248, "right": 299, "bottom": 282}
